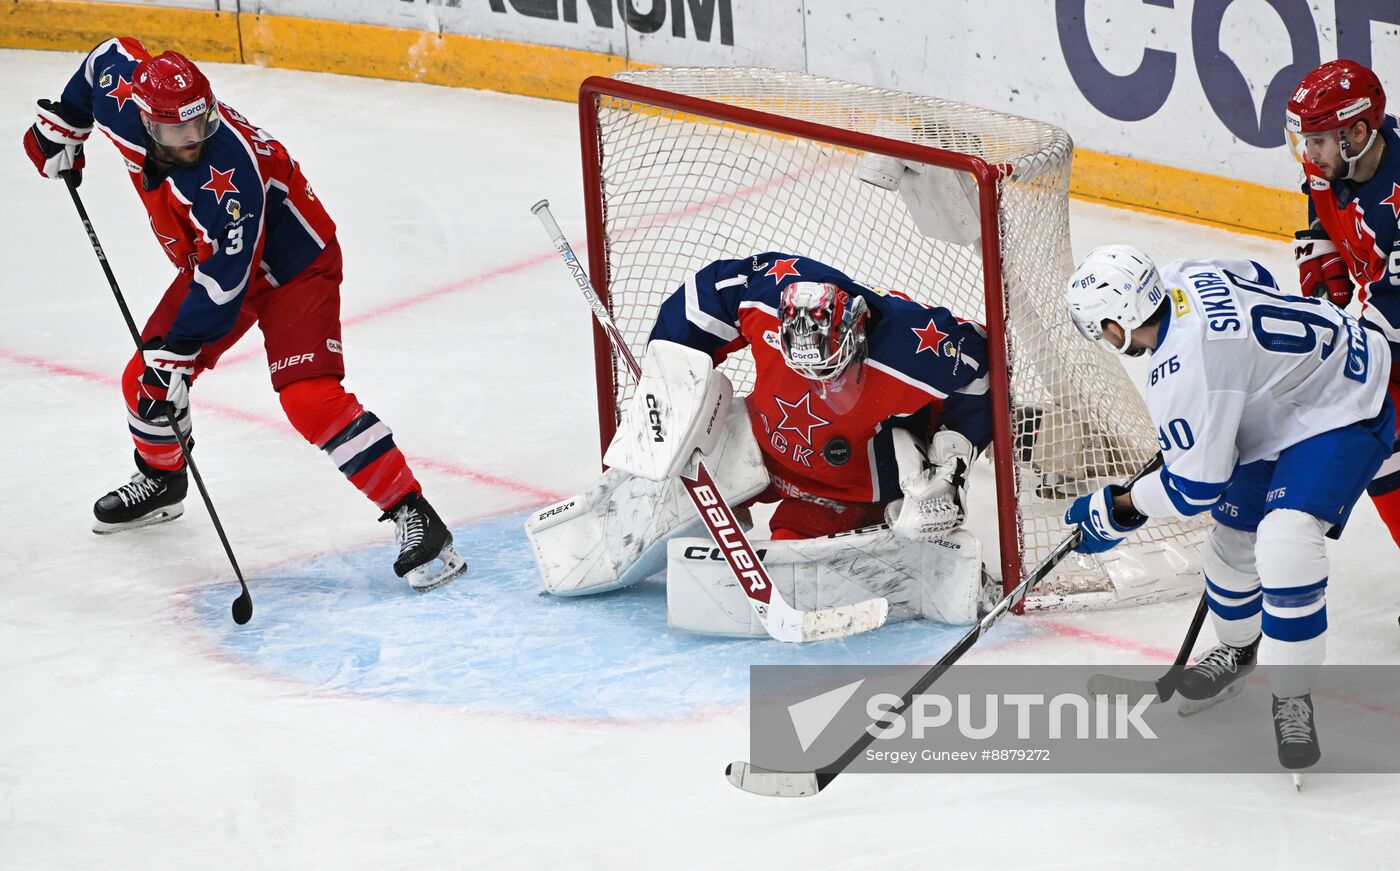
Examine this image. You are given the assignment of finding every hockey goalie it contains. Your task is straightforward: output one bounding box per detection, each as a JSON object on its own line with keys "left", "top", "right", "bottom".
{"left": 525, "top": 253, "right": 999, "bottom": 637}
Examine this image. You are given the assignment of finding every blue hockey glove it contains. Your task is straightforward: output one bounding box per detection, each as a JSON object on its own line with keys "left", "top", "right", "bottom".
{"left": 1064, "top": 485, "right": 1145, "bottom": 554}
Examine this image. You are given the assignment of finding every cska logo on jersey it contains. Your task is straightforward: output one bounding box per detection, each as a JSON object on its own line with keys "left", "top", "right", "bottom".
{"left": 912, "top": 318, "right": 949, "bottom": 354}
{"left": 107, "top": 76, "right": 135, "bottom": 111}
{"left": 201, "top": 167, "right": 239, "bottom": 201}
{"left": 766, "top": 258, "right": 802, "bottom": 282}
{"left": 773, "top": 392, "right": 831, "bottom": 446}
{"left": 1382, "top": 183, "right": 1400, "bottom": 221}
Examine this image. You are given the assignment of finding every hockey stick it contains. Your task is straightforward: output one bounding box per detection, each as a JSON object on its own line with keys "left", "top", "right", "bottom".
{"left": 530, "top": 199, "right": 888, "bottom": 643}
{"left": 1085, "top": 590, "right": 1208, "bottom": 703}
{"left": 725, "top": 454, "right": 1165, "bottom": 796}
{"left": 62, "top": 173, "right": 253, "bottom": 625}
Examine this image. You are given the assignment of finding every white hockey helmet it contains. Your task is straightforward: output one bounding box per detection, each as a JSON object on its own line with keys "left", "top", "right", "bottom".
{"left": 1064, "top": 244, "right": 1168, "bottom": 355}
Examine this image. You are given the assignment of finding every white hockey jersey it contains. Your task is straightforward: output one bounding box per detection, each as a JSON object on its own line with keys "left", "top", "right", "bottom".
{"left": 1130, "top": 258, "right": 1391, "bottom": 519}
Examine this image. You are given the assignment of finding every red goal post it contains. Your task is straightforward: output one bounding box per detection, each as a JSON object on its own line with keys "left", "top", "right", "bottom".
{"left": 577, "top": 68, "right": 1203, "bottom": 610}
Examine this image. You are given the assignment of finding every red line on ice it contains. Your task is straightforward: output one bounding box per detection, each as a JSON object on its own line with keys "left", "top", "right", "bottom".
{"left": 0, "top": 346, "right": 563, "bottom": 503}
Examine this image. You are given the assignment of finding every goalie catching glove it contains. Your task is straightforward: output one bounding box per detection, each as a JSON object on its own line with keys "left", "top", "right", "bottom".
{"left": 604, "top": 340, "right": 732, "bottom": 481}
{"left": 883, "top": 428, "right": 974, "bottom": 540}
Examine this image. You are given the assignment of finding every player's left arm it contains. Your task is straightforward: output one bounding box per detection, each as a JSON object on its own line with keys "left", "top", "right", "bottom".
{"left": 164, "top": 156, "right": 267, "bottom": 348}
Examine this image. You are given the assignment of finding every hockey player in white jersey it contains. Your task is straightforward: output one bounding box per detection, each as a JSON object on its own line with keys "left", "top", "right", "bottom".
{"left": 1062, "top": 245, "right": 1395, "bottom": 771}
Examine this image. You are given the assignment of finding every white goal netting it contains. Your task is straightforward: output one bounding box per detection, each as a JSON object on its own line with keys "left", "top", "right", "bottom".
{"left": 582, "top": 67, "right": 1204, "bottom": 609}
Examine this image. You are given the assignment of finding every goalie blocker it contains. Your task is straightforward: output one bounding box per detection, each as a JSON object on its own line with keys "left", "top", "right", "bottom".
{"left": 526, "top": 341, "right": 988, "bottom": 632}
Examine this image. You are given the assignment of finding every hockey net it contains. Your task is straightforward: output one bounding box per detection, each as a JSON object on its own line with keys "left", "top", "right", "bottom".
{"left": 579, "top": 68, "right": 1204, "bottom": 610}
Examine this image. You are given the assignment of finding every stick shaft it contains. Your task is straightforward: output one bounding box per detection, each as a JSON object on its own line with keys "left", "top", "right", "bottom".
{"left": 63, "top": 174, "right": 253, "bottom": 623}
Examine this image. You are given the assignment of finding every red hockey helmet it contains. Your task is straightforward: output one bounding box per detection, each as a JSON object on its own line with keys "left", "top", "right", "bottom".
{"left": 131, "top": 51, "right": 220, "bottom": 148}
{"left": 1286, "top": 60, "right": 1386, "bottom": 173}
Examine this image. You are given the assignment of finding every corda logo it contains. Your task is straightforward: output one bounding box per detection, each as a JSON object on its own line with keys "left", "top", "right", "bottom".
{"left": 178, "top": 98, "right": 207, "bottom": 122}
{"left": 645, "top": 393, "right": 664, "bottom": 443}
{"left": 822, "top": 437, "right": 851, "bottom": 466}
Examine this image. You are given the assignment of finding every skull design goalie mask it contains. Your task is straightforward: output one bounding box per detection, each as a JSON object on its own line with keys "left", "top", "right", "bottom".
{"left": 779, "top": 281, "right": 870, "bottom": 414}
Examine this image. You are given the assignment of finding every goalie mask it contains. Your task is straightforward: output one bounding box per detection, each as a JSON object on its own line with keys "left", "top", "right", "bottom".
{"left": 1065, "top": 245, "right": 1167, "bottom": 357}
{"left": 779, "top": 281, "right": 870, "bottom": 413}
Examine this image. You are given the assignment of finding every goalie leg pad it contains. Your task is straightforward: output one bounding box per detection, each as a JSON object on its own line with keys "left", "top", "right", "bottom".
{"left": 666, "top": 524, "right": 984, "bottom": 637}
{"left": 527, "top": 398, "right": 768, "bottom": 596}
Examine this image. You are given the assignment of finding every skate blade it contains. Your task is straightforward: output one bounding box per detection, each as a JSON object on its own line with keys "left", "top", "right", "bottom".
{"left": 1177, "top": 679, "right": 1246, "bottom": 717}
{"left": 407, "top": 546, "right": 468, "bottom": 592}
{"left": 92, "top": 504, "right": 185, "bottom": 535}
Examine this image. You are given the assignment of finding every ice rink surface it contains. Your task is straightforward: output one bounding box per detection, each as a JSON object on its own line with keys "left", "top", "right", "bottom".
{"left": 2, "top": 49, "right": 1398, "bottom": 869}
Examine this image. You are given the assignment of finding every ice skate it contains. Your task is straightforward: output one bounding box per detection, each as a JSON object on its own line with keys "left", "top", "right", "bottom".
{"left": 92, "top": 453, "right": 187, "bottom": 534}
{"left": 1273, "top": 693, "right": 1321, "bottom": 770}
{"left": 382, "top": 491, "right": 467, "bottom": 591}
{"left": 1176, "top": 637, "right": 1259, "bottom": 716}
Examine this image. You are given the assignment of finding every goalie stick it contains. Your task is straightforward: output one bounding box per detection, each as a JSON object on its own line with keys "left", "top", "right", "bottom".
{"left": 62, "top": 172, "right": 253, "bottom": 625}
{"left": 1085, "top": 590, "right": 1208, "bottom": 703}
{"left": 530, "top": 199, "right": 888, "bottom": 643}
{"left": 725, "top": 454, "right": 1164, "bottom": 796}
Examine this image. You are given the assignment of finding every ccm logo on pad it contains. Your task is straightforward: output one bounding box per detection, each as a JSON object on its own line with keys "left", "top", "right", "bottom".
{"left": 645, "top": 393, "right": 665, "bottom": 442}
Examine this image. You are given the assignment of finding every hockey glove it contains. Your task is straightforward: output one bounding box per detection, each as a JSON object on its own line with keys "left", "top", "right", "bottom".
{"left": 1064, "top": 484, "right": 1145, "bottom": 554}
{"left": 1295, "top": 227, "right": 1353, "bottom": 308}
{"left": 138, "top": 338, "right": 199, "bottom": 422}
{"left": 22, "top": 99, "right": 91, "bottom": 186}
{"left": 885, "top": 429, "right": 973, "bottom": 541}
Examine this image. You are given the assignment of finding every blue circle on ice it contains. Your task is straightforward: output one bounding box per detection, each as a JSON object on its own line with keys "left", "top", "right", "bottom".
{"left": 190, "top": 511, "right": 1025, "bottom": 720}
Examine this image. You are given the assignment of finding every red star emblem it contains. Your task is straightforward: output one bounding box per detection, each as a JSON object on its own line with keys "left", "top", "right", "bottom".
{"left": 200, "top": 167, "right": 239, "bottom": 201}
{"left": 774, "top": 392, "right": 831, "bottom": 447}
{"left": 1382, "top": 183, "right": 1400, "bottom": 220}
{"left": 912, "top": 318, "right": 949, "bottom": 354}
{"left": 108, "top": 76, "right": 134, "bottom": 111}
{"left": 766, "top": 258, "right": 802, "bottom": 282}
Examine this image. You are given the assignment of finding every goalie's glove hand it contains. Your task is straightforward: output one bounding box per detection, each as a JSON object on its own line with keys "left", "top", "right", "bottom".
{"left": 885, "top": 430, "right": 973, "bottom": 541}
{"left": 138, "top": 338, "right": 199, "bottom": 422}
{"left": 1064, "top": 484, "right": 1145, "bottom": 554}
{"left": 22, "top": 99, "right": 91, "bottom": 186}
{"left": 1295, "top": 227, "right": 1353, "bottom": 308}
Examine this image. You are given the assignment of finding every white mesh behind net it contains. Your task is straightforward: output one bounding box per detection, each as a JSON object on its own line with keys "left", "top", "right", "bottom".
{"left": 585, "top": 68, "right": 1203, "bottom": 608}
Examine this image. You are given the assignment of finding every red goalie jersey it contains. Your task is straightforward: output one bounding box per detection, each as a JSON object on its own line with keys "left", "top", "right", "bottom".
{"left": 648, "top": 253, "right": 993, "bottom": 534}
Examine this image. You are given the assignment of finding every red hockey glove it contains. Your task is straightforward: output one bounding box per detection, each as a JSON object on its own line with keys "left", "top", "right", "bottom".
{"left": 22, "top": 99, "right": 91, "bottom": 186}
{"left": 138, "top": 338, "right": 199, "bottom": 421}
{"left": 1294, "top": 227, "right": 1354, "bottom": 308}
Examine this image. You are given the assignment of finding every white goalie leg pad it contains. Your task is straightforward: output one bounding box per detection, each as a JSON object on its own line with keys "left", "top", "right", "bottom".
{"left": 527, "top": 398, "right": 768, "bottom": 596}
{"left": 604, "top": 340, "right": 732, "bottom": 481}
{"left": 666, "top": 524, "right": 984, "bottom": 637}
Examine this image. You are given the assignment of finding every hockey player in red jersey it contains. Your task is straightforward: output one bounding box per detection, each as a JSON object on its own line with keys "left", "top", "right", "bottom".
{"left": 526, "top": 254, "right": 996, "bottom": 635}
{"left": 22, "top": 39, "right": 465, "bottom": 590}
{"left": 1286, "top": 59, "right": 1400, "bottom": 551}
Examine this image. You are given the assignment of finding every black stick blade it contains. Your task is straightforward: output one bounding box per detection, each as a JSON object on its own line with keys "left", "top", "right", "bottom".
{"left": 231, "top": 589, "right": 253, "bottom": 625}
